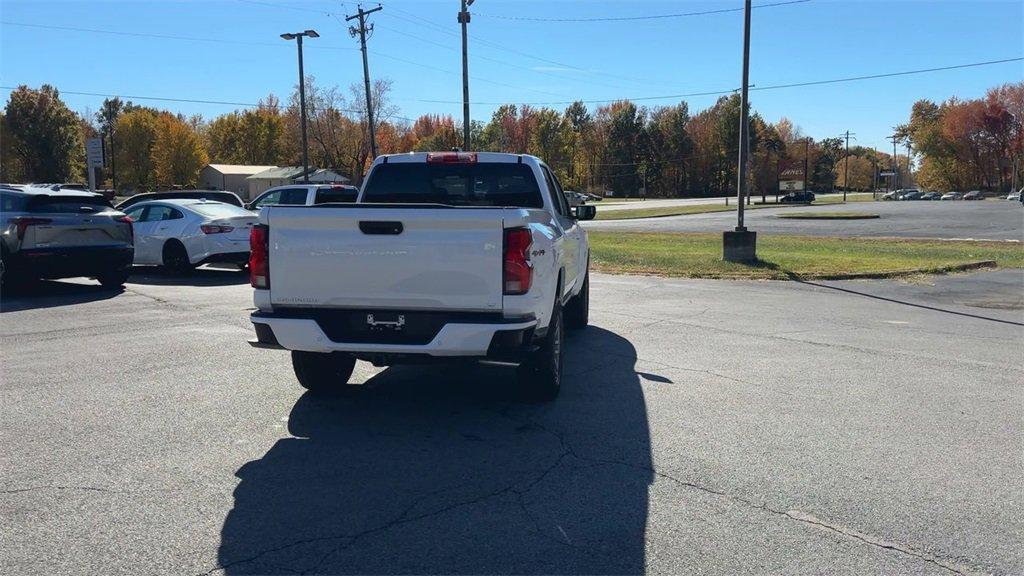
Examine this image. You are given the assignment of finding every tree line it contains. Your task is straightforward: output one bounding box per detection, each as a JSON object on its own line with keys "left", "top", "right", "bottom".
{"left": 2, "top": 80, "right": 1020, "bottom": 196}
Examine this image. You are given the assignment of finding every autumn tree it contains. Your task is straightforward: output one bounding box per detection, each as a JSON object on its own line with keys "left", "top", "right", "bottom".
{"left": 115, "top": 108, "right": 159, "bottom": 191}
{"left": 152, "top": 112, "right": 208, "bottom": 187}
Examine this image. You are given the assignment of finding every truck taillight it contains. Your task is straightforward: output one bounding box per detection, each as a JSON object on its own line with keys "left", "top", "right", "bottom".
{"left": 11, "top": 217, "right": 52, "bottom": 241}
{"left": 503, "top": 227, "right": 532, "bottom": 295}
{"left": 250, "top": 224, "right": 269, "bottom": 289}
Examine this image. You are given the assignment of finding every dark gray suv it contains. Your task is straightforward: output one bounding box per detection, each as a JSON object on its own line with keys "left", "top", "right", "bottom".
{"left": 1, "top": 187, "right": 134, "bottom": 288}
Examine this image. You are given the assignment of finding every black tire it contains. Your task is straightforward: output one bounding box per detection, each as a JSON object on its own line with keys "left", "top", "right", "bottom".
{"left": 565, "top": 270, "right": 589, "bottom": 330}
{"left": 0, "top": 243, "right": 8, "bottom": 288}
{"left": 291, "top": 351, "right": 358, "bottom": 395}
{"left": 518, "top": 299, "right": 564, "bottom": 401}
{"left": 162, "top": 240, "right": 194, "bottom": 274}
{"left": 0, "top": 244, "right": 32, "bottom": 291}
{"left": 96, "top": 269, "right": 130, "bottom": 289}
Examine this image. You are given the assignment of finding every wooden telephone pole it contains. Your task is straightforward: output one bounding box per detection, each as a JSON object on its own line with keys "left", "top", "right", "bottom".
{"left": 347, "top": 4, "right": 383, "bottom": 159}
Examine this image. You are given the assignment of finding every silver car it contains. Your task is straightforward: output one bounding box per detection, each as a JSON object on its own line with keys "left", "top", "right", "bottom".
{"left": 0, "top": 187, "right": 134, "bottom": 288}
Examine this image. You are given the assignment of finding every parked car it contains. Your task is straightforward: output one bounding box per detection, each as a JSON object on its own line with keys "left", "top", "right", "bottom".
{"left": 900, "top": 190, "right": 924, "bottom": 200}
{"left": 940, "top": 192, "right": 963, "bottom": 201}
{"left": 0, "top": 186, "right": 134, "bottom": 288}
{"left": 248, "top": 152, "right": 596, "bottom": 400}
{"left": 120, "top": 199, "right": 257, "bottom": 273}
{"left": 780, "top": 190, "right": 816, "bottom": 203}
{"left": 920, "top": 192, "right": 942, "bottom": 200}
{"left": 116, "top": 190, "right": 245, "bottom": 211}
{"left": 584, "top": 193, "right": 603, "bottom": 202}
{"left": 962, "top": 190, "right": 984, "bottom": 200}
{"left": 1007, "top": 189, "right": 1022, "bottom": 201}
{"left": 245, "top": 184, "right": 359, "bottom": 210}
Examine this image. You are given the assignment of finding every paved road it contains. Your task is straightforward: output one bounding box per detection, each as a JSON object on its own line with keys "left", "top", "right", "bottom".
{"left": 589, "top": 200, "right": 1024, "bottom": 240}
{"left": 2, "top": 268, "right": 1022, "bottom": 575}
{"left": 597, "top": 193, "right": 869, "bottom": 212}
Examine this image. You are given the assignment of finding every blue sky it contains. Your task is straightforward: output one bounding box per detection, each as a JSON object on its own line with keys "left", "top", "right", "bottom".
{"left": 2, "top": 0, "right": 1021, "bottom": 151}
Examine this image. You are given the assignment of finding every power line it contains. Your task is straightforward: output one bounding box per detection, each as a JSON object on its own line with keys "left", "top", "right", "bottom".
{"left": 374, "top": 22, "right": 653, "bottom": 93}
{"left": 368, "top": 50, "right": 575, "bottom": 100}
{"left": 748, "top": 58, "right": 1024, "bottom": 91}
{"left": 472, "top": 0, "right": 810, "bottom": 23}
{"left": 377, "top": 6, "right": 688, "bottom": 90}
{"left": 0, "top": 20, "right": 358, "bottom": 51}
{"left": 416, "top": 57, "right": 1024, "bottom": 106}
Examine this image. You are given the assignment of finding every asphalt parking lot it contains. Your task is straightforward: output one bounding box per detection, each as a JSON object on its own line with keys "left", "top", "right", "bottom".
{"left": 2, "top": 268, "right": 1022, "bottom": 575}
{"left": 588, "top": 200, "right": 1024, "bottom": 241}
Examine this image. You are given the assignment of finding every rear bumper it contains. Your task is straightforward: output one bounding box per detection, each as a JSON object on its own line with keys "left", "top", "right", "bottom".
{"left": 14, "top": 245, "right": 134, "bottom": 279}
{"left": 250, "top": 309, "right": 537, "bottom": 359}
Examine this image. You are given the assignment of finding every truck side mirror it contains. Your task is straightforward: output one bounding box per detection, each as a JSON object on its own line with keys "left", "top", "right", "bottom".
{"left": 574, "top": 205, "right": 597, "bottom": 221}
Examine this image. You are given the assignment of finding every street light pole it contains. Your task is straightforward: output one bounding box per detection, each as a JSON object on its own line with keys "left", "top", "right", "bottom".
{"left": 723, "top": 0, "right": 755, "bottom": 263}
{"left": 459, "top": 0, "right": 474, "bottom": 150}
{"left": 281, "top": 30, "right": 319, "bottom": 183}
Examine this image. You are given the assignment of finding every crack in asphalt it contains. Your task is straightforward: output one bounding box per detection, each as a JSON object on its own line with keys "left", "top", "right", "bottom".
{"left": 487, "top": 410, "right": 988, "bottom": 576}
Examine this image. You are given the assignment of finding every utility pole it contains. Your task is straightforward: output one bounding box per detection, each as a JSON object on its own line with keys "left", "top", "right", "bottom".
{"left": 888, "top": 134, "right": 899, "bottom": 191}
{"left": 905, "top": 140, "right": 912, "bottom": 188}
{"left": 803, "top": 137, "right": 810, "bottom": 195}
{"left": 871, "top": 147, "right": 878, "bottom": 199}
{"left": 840, "top": 130, "right": 856, "bottom": 201}
{"left": 458, "top": 0, "right": 474, "bottom": 150}
{"left": 109, "top": 126, "right": 117, "bottom": 191}
{"left": 723, "top": 0, "right": 755, "bottom": 263}
{"left": 281, "top": 29, "right": 319, "bottom": 183}
{"left": 348, "top": 4, "right": 383, "bottom": 160}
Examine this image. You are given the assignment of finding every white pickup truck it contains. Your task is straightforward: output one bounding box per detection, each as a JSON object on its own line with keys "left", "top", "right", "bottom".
{"left": 248, "top": 152, "right": 596, "bottom": 400}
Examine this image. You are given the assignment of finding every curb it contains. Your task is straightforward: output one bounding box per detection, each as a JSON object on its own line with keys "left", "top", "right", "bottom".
{"left": 792, "top": 260, "right": 998, "bottom": 280}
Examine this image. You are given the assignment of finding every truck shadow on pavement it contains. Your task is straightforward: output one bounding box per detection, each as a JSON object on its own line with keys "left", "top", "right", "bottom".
{"left": 0, "top": 280, "right": 123, "bottom": 312}
{"left": 216, "top": 326, "right": 654, "bottom": 575}
{"left": 127, "top": 266, "right": 250, "bottom": 287}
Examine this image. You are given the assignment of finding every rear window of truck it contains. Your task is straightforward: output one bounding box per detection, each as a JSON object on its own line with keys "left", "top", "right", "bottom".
{"left": 361, "top": 163, "right": 543, "bottom": 208}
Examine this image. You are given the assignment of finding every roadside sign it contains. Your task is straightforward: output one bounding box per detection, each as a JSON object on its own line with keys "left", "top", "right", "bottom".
{"left": 779, "top": 180, "right": 804, "bottom": 191}
{"left": 86, "top": 138, "right": 104, "bottom": 168}
{"left": 879, "top": 171, "right": 896, "bottom": 177}
{"left": 779, "top": 159, "right": 805, "bottom": 181}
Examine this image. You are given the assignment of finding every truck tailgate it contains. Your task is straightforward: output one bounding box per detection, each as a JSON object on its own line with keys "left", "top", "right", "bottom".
{"left": 267, "top": 206, "right": 505, "bottom": 311}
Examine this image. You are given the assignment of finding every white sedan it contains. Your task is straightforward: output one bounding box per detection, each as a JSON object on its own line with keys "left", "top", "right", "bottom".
{"left": 121, "top": 199, "right": 257, "bottom": 273}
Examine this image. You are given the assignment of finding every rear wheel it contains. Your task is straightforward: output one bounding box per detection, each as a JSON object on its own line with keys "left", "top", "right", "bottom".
{"left": 292, "top": 351, "right": 358, "bottom": 395}
{"left": 97, "top": 269, "right": 130, "bottom": 289}
{"left": 565, "top": 270, "right": 589, "bottom": 330}
{"left": 518, "top": 300, "right": 563, "bottom": 401}
{"left": 162, "top": 241, "right": 194, "bottom": 275}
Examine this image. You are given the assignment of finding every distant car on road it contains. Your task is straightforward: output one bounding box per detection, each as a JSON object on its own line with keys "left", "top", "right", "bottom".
{"left": 962, "top": 190, "right": 984, "bottom": 200}
{"left": 1007, "top": 189, "right": 1022, "bottom": 201}
{"left": 940, "top": 192, "right": 963, "bottom": 201}
{"left": 564, "top": 191, "right": 589, "bottom": 206}
{"left": 920, "top": 192, "right": 942, "bottom": 200}
{"left": 0, "top": 186, "right": 134, "bottom": 288}
{"left": 120, "top": 199, "right": 257, "bottom": 273}
{"left": 780, "top": 190, "right": 815, "bottom": 203}
{"left": 583, "top": 192, "right": 603, "bottom": 202}
{"left": 244, "top": 184, "right": 359, "bottom": 210}
{"left": 901, "top": 190, "right": 924, "bottom": 200}
{"left": 117, "top": 190, "right": 245, "bottom": 211}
